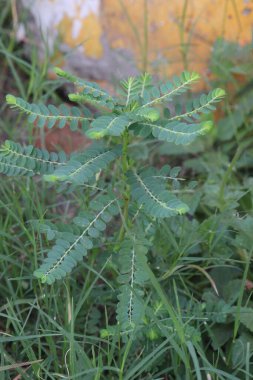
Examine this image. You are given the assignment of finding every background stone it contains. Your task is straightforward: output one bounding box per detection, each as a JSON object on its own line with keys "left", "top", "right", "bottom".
{"left": 19, "top": 0, "right": 253, "bottom": 81}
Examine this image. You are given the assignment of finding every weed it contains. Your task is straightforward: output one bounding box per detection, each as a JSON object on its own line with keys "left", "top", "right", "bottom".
{"left": 0, "top": 67, "right": 228, "bottom": 378}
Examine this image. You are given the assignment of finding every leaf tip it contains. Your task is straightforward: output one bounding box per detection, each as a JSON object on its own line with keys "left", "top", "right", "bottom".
{"left": 43, "top": 174, "right": 60, "bottom": 182}
{"left": 215, "top": 88, "right": 226, "bottom": 98}
{"left": 201, "top": 120, "right": 213, "bottom": 132}
{"left": 6, "top": 94, "right": 17, "bottom": 105}
{"left": 177, "top": 204, "right": 190, "bottom": 215}
{"left": 54, "top": 67, "right": 65, "bottom": 77}
{"left": 85, "top": 129, "right": 105, "bottom": 139}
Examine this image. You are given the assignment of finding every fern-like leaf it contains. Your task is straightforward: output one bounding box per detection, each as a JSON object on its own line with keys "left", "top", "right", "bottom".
{"left": 120, "top": 73, "right": 152, "bottom": 105}
{"left": 51, "top": 144, "right": 119, "bottom": 184}
{"left": 135, "top": 120, "right": 213, "bottom": 145}
{"left": 86, "top": 115, "right": 131, "bottom": 139}
{"left": 0, "top": 140, "right": 66, "bottom": 176}
{"left": 169, "top": 88, "right": 226, "bottom": 122}
{"left": 134, "top": 107, "right": 160, "bottom": 122}
{"left": 152, "top": 120, "right": 213, "bottom": 145}
{"left": 117, "top": 238, "right": 149, "bottom": 331}
{"left": 55, "top": 68, "right": 117, "bottom": 110}
{"left": 34, "top": 195, "right": 119, "bottom": 284}
{"left": 128, "top": 168, "right": 189, "bottom": 218}
{"left": 0, "top": 157, "right": 35, "bottom": 176}
{"left": 121, "top": 77, "right": 141, "bottom": 106}
{"left": 141, "top": 71, "right": 200, "bottom": 108}
{"left": 6, "top": 95, "right": 91, "bottom": 131}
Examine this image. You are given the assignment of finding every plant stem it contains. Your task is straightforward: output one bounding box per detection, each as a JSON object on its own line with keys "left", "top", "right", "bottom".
{"left": 117, "top": 0, "right": 148, "bottom": 73}
{"left": 179, "top": 0, "right": 189, "bottom": 71}
{"left": 118, "top": 131, "right": 130, "bottom": 242}
{"left": 219, "top": 145, "right": 242, "bottom": 210}
{"left": 142, "top": 0, "right": 149, "bottom": 73}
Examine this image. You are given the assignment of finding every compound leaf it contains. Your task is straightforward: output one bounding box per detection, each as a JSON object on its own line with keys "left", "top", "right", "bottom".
{"left": 128, "top": 168, "right": 189, "bottom": 218}
{"left": 6, "top": 95, "right": 91, "bottom": 131}
{"left": 34, "top": 195, "right": 119, "bottom": 284}
{"left": 117, "top": 238, "right": 149, "bottom": 331}
{"left": 0, "top": 140, "right": 66, "bottom": 176}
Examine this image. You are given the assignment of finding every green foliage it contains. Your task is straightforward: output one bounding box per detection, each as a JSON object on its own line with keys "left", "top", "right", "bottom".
{"left": 51, "top": 144, "right": 119, "bottom": 184}
{"left": 128, "top": 167, "right": 189, "bottom": 218}
{"left": 34, "top": 194, "right": 118, "bottom": 284}
{"left": 1, "top": 68, "right": 225, "bottom": 341}
{"left": 169, "top": 88, "right": 226, "bottom": 122}
{"left": 141, "top": 71, "right": 200, "bottom": 107}
{"left": 0, "top": 140, "right": 66, "bottom": 176}
{"left": 86, "top": 115, "right": 131, "bottom": 138}
{"left": 210, "top": 38, "right": 253, "bottom": 85}
{"left": 56, "top": 67, "right": 117, "bottom": 110}
{"left": 6, "top": 94, "right": 91, "bottom": 130}
{"left": 137, "top": 120, "right": 213, "bottom": 144}
{"left": 116, "top": 238, "right": 149, "bottom": 331}
{"left": 1, "top": 20, "right": 253, "bottom": 378}
{"left": 120, "top": 73, "right": 152, "bottom": 104}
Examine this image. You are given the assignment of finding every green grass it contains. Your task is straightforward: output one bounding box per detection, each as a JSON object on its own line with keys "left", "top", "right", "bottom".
{"left": 0, "top": 2, "right": 253, "bottom": 379}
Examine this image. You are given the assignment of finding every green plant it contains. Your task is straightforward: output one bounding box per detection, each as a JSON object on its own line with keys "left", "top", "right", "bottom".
{"left": 0, "top": 68, "right": 225, "bottom": 335}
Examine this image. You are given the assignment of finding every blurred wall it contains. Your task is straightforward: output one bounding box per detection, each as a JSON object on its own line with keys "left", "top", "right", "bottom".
{"left": 20, "top": 0, "right": 253, "bottom": 80}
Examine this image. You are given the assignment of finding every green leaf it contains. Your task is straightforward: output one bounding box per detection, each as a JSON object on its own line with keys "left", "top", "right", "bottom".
{"left": 86, "top": 115, "right": 131, "bottom": 139}
{"left": 169, "top": 88, "right": 226, "bottom": 122}
{"left": 55, "top": 68, "right": 117, "bottom": 110}
{"left": 0, "top": 140, "right": 66, "bottom": 176}
{"left": 231, "top": 332, "right": 253, "bottom": 368}
{"left": 135, "top": 107, "right": 160, "bottom": 122}
{"left": 128, "top": 168, "right": 189, "bottom": 218}
{"left": 34, "top": 195, "right": 119, "bottom": 284}
{"left": 6, "top": 95, "right": 91, "bottom": 130}
{"left": 51, "top": 144, "right": 119, "bottom": 184}
{"left": 117, "top": 238, "right": 149, "bottom": 331}
{"left": 141, "top": 71, "right": 200, "bottom": 108}
{"left": 0, "top": 158, "right": 34, "bottom": 176}
{"left": 120, "top": 73, "right": 152, "bottom": 105}
{"left": 234, "top": 307, "right": 253, "bottom": 333}
{"left": 136, "top": 120, "right": 213, "bottom": 145}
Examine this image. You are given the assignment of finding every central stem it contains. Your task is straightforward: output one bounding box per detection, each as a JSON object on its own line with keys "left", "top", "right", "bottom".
{"left": 122, "top": 130, "right": 129, "bottom": 174}
{"left": 118, "top": 130, "right": 130, "bottom": 241}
